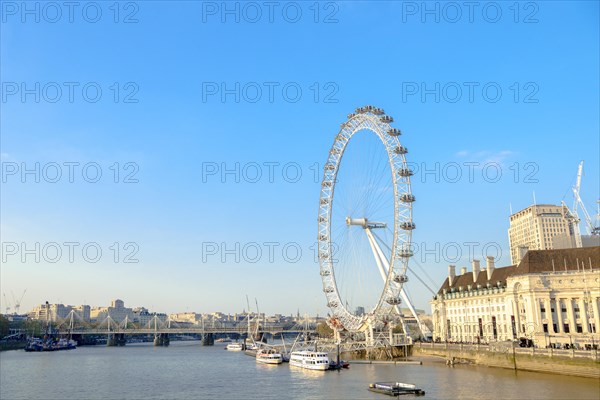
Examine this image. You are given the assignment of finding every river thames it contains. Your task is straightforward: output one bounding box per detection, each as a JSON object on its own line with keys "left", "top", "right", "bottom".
{"left": 1, "top": 342, "right": 598, "bottom": 400}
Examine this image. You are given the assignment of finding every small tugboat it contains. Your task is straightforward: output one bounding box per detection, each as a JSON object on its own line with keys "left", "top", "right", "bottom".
{"left": 368, "top": 382, "right": 425, "bottom": 396}
{"left": 328, "top": 360, "right": 350, "bottom": 370}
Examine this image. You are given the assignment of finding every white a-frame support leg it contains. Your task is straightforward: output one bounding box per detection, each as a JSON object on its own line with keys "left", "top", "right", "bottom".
{"left": 364, "top": 228, "right": 409, "bottom": 336}
{"left": 365, "top": 228, "right": 428, "bottom": 338}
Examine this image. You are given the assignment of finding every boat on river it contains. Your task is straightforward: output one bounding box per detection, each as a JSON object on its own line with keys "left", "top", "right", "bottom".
{"left": 225, "top": 342, "right": 244, "bottom": 351}
{"left": 367, "top": 382, "right": 425, "bottom": 396}
{"left": 256, "top": 348, "right": 283, "bottom": 364}
{"left": 25, "top": 337, "right": 77, "bottom": 352}
{"left": 289, "top": 351, "right": 330, "bottom": 371}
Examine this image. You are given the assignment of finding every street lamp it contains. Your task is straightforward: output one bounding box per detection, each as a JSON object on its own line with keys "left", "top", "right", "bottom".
{"left": 482, "top": 322, "right": 495, "bottom": 345}
{"left": 523, "top": 322, "right": 537, "bottom": 348}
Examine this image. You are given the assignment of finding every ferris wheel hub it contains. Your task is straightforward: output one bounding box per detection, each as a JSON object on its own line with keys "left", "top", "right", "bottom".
{"left": 346, "top": 217, "right": 386, "bottom": 229}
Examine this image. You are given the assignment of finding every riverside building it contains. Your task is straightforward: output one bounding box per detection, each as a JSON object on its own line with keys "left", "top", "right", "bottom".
{"left": 29, "top": 303, "right": 90, "bottom": 322}
{"left": 90, "top": 299, "right": 134, "bottom": 323}
{"left": 508, "top": 204, "right": 576, "bottom": 264}
{"left": 431, "top": 247, "right": 599, "bottom": 349}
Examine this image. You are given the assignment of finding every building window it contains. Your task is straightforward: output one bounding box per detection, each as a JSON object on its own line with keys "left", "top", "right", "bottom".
{"left": 543, "top": 323, "right": 548, "bottom": 333}
{"left": 553, "top": 323, "right": 558, "bottom": 333}
{"left": 478, "top": 318, "right": 483, "bottom": 337}
{"left": 511, "top": 316, "right": 517, "bottom": 338}
{"left": 576, "top": 324, "right": 583, "bottom": 333}
{"left": 564, "top": 324, "right": 570, "bottom": 333}
{"left": 590, "top": 324, "right": 596, "bottom": 333}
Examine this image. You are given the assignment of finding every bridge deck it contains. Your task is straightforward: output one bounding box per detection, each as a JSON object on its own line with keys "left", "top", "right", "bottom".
{"left": 65, "top": 327, "right": 313, "bottom": 335}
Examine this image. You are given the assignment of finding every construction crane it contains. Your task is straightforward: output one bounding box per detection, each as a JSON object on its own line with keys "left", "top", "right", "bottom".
{"left": 11, "top": 289, "right": 27, "bottom": 315}
{"left": 564, "top": 161, "right": 600, "bottom": 248}
{"left": 2, "top": 293, "right": 11, "bottom": 315}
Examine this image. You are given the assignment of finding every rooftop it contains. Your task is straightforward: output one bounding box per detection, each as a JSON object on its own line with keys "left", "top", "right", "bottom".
{"left": 437, "top": 246, "right": 599, "bottom": 294}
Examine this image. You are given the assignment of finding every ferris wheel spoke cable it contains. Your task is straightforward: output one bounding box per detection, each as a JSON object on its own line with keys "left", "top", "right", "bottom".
{"left": 363, "top": 141, "right": 387, "bottom": 210}
{"left": 342, "top": 216, "right": 379, "bottom": 309}
{"left": 366, "top": 155, "right": 392, "bottom": 203}
{"left": 343, "top": 143, "right": 384, "bottom": 218}
{"left": 366, "top": 194, "right": 394, "bottom": 220}
{"left": 342, "top": 228, "right": 363, "bottom": 310}
{"left": 410, "top": 258, "right": 439, "bottom": 292}
{"left": 372, "top": 229, "right": 437, "bottom": 295}
{"left": 364, "top": 164, "right": 389, "bottom": 217}
{"left": 336, "top": 227, "right": 360, "bottom": 299}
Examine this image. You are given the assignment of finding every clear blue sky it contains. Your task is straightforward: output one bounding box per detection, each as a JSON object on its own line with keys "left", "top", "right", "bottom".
{"left": 1, "top": 1, "right": 598, "bottom": 315}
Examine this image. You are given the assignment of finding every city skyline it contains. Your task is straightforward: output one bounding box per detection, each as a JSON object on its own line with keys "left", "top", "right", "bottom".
{"left": 23, "top": 297, "right": 428, "bottom": 321}
{"left": 2, "top": 2, "right": 599, "bottom": 316}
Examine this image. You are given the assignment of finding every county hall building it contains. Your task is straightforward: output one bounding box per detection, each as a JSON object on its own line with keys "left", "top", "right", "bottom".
{"left": 430, "top": 246, "right": 599, "bottom": 349}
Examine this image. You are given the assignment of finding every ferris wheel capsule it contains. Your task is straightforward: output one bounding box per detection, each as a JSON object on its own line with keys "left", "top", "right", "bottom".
{"left": 386, "top": 297, "right": 402, "bottom": 305}
{"left": 400, "top": 194, "right": 416, "bottom": 202}
{"left": 398, "top": 168, "right": 414, "bottom": 177}
{"left": 397, "top": 249, "right": 414, "bottom": 258}
{"left": 394, "top": 146, "right": 408, "bottom": 154}
{"left": 387, "top": 128, "right": 402, "bottom": 136}
{"left": 400, "top": 222, "right": 416, "bottom": 230}
{"left": 380, "top": 115, "right": 394, "bottom": 123}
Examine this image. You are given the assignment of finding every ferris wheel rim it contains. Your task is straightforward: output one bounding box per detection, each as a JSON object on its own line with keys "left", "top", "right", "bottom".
{"left": 318, "top": 107, "right": 414, "bottom": 332}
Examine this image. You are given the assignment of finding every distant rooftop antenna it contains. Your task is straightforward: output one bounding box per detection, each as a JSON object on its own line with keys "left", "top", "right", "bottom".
{"left": 532, "top": 191, "right": 537, "bottom": 206}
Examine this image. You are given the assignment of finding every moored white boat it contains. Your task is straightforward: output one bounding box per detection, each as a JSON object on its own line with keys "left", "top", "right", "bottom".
{"left": 247, "top": 342, "right": 260, "bottom": 351}
{"left": 256, "top": 348, "right": 283, "bottom": 365}
{"left": 226, "top": 342, "right": 244, "bottom": 351}
{"left": 289, "top": 351, "right": 330, "bottom": 371}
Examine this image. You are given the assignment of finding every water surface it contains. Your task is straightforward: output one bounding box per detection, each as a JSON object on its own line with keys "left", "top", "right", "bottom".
{"left": 1, "top": 342, "right": 598, "bottom": 399}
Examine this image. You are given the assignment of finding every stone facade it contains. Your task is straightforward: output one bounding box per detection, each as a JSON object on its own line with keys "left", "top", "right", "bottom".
{"left": 431, "top": 247, "right": 600, "bottom": 348}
